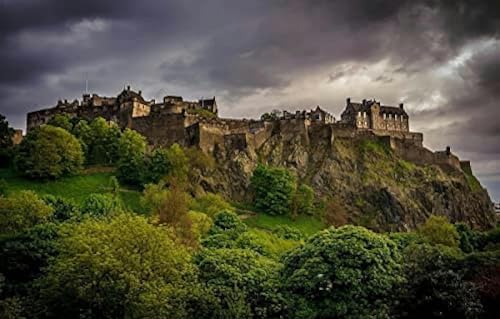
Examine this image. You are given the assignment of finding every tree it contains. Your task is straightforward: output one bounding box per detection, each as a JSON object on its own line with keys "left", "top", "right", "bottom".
{"left": 397, "top": 243, "right": 482, "bottom": 318}
{"left": 250, "top": 164, "right": 296, "bottom": 216}
{"left": 116, "top": 129, "right": 147, "bottom": 185}
{"left": 0, "top": 191, "right": 54, "bottom": 234}
{"left": 15, "top": 125, "right": 84, "bottom": 179}
{"left": 142, "top": 180, "right": 194, "bottom": 245}
{"left": 281, "top": 225, "right": 403, "bottom": 319}
{"left": 202, "top": 210, "right": 248, "bottom": 249}
{"left": 39, "top": 214, "right": 195, "bottom": 318}
{"left": 87, "top": 117, "right": 121, "bottom": 165}
{"left": 195, "top": 248, "right": 284, "bottom": 318}
{"left": 417, "top": 215, "right": 459, "bottom": 248}
{"left": 0, "top": 114, "right": 14, "bottom": 167}
{"left": 47, "top": 114, "right": 73, "bottom": 132}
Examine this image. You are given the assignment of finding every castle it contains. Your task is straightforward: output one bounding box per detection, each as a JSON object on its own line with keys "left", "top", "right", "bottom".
{"left": 26, "top": 87, "right": 469, "bottom": 172}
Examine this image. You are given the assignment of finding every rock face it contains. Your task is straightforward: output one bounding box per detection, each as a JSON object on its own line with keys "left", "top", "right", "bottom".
{"left": 197, "top": 122, "right": 495, "bottom": 231}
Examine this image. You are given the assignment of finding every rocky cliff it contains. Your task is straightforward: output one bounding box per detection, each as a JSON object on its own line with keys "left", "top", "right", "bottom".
{"left": 194, "top": 122, "right": 495, "bottom": 231}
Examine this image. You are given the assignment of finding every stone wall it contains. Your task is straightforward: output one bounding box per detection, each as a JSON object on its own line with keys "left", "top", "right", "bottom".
{"left": 131, "top": 112, "right": 187, "bottom": 147}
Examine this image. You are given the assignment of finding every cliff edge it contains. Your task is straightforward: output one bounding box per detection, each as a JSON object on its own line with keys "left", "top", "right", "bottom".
{"left": 195, "top": 121, "right": 495, "bottom": 231}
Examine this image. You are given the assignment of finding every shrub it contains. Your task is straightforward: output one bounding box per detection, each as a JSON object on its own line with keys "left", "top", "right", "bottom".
{"left": 190, "top": 193, "right": 233, "bottom": 218}
{"left": 417, "top": 215, "right": 459, "bottom": 248}
{"left": 42, "top": 195, "right": 81, "bottom": 222}
{"left": 80, "top": 193, "right": 122, "bottom": 218}
{"left": 15, "top": 125, "right": 84, "bottom": 179}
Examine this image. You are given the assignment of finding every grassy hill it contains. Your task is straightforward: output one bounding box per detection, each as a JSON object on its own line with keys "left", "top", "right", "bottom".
{"left": 0, "top": 167, "right": 145, "bottom": 214}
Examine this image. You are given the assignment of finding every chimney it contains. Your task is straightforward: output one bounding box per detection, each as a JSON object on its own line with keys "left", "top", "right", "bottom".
{"left": 362, "top": 99, "right": 366, "bottom": 105}
{"left": 446, "top": 146, "right": 451, "bottom": 155}
{"left": 399, "top": 103, "right": 404, "bottom": 109}
{"left": 346, "top": 97, "right": 351, "bottom": 105}
{"left": 138, "top": 90, "right": 142, "bottom": 96}
{"left": 127, "top": 85, "right": 130, "bottom": 91}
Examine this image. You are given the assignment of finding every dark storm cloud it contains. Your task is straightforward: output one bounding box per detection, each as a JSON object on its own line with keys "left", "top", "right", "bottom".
{"left": 0, "top": 0, "right": 499, "bottom": 198}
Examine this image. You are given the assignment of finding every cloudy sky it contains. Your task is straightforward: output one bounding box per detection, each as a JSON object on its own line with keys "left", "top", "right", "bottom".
{"left": 0, "top": 0, "right": 499, "bottom": 200}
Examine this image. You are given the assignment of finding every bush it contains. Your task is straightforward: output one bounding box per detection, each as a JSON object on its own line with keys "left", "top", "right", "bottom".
{"left": 80, "top": 193, "right": 122, "bottom": 218}
{"left": 42, "top": 195, "right": 81, "bottom": 222}
{"left": 15, "top": 125, "right": 84, "bottom": 179}
{"left": 250, "top": 164, "right": 296, "bottom": 216}
{"left": 281, "top": 225, "right": 403, "bottom": 318}
{"left": 417, "top": 215, "right": 459, "bottom": 248}
{"left": 190, "top": 193, "right": 233, "bottom": 217}
{"left": 0, "top": 191, "right": 54, "bottom": 234}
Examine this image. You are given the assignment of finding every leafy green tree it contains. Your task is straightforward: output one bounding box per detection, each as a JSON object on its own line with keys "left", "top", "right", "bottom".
{"left": 202, "top": 210, "right": 248, "bottom": 249}
{"left": 281, "top": 225, "right": 403, "bottom": 319}
{"left": 144, "top": 147, "right": 172, "bottom": 184}
{"left": 250, "top": 164, "right": 296, "bottom": 216}
{"left": 87, "top": 117, "right": 121, "bottom": 165}
{"left": 397, "top": 243, "right": 482, "bottom": 318}
{"left": 80, "top": 193, "right": 122, "bottom": 218}
{"left": 195, "top": 248, "right": 284, "bottom": 318}
{"left": 417, "top": 215, "right": 459, "bottom": 248}
{"left": 164, "top": 143, "right": 189, "bottom": 182}
{"left": 0, "top": 191, "right": 54, "bottom": 234}
{"left": 47, "top": 114, "right": 73, "bottom": 132}
{"left": 15, "top": 125, "right": 84, "bottom": 179}
{"left": 0, "top": 222, "right": 60, "bottom": 294}
{"left": 116, "top": 128, "right": 147, "bottom": 185}
{"left": 39, "top": 214, "right": 195, "bottom": 318}
{"left": 0, "top": 114, "right": 14, "bottom": 167}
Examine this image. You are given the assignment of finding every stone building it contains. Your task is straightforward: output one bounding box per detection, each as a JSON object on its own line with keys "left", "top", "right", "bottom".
{"left": 340, "top": 98, "right": 409, "bottom": 132}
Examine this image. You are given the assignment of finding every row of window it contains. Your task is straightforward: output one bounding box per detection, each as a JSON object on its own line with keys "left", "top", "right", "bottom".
{"left": 357, "top": 111, "right": 407, "bottom": 121}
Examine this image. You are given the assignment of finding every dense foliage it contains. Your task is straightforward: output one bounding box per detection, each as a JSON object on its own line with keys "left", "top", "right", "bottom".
{"left": 282, "top": 226, "right": 403, "bottom": 318}
{"left": 1, "top": 117, "right": 499, "bottom": 318}
{"left": 15, "top": 125, "right": 84, "bottom": 179}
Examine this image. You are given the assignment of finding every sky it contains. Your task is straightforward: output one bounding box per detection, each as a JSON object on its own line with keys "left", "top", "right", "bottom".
{"left": 0, "top": 0, "right": 499, "bottom": 201}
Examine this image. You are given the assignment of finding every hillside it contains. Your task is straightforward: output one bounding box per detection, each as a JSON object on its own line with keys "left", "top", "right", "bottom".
{"left": 197, "top": 123, "right": 495, "bottom": 231}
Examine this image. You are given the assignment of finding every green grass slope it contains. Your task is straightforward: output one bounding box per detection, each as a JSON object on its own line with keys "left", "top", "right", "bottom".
{"left": 0, "top": 168, "right": 145, "bottom": 213}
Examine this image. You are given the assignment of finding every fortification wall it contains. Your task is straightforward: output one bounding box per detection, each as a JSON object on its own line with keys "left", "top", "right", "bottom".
{"left": 131, "top": 112, "right": 187, "bottom": 147}
{"left": 434, "top": 151, "right": 462, "bottom": 171}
